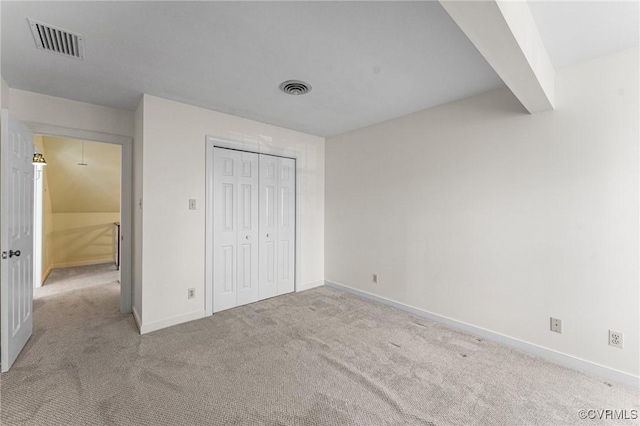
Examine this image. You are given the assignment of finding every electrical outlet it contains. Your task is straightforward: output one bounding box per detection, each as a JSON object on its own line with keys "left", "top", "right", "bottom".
{"left": 372, "top": 273, "right": 378, "bottom": 284}
{"left": 189, "top": 199, "right": 196, "bottom": 210}
{"left": 188, "top": 288, "right": 195, "bottom": 299}
{"left": 550, "top": 317, "right": 562, "bottom": 334}
{"left": 609, "top": 330, "right": 624, "bottom": 349}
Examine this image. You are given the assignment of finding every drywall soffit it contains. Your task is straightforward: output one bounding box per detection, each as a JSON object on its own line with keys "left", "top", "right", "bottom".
{"left": 440, "top": 0, "right": 555, "bottom": 113}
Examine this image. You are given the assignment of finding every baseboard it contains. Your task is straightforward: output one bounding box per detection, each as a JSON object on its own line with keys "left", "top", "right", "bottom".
{"left": 325, "top": 280, "right": 640, "bottom": 389}
{"left": 41, "top": 265, "right": 53, "bottom": 285}
{"left": 297, "top": 279, "right": 324, "bottom": 292}
{"left": 132, "top": 307, "right": 142, "bottom": 333}
{"left": 139, "top": 310, "right": 206, "bottom": 335}
{"left": 51, "top": 259, "right": 115, "bottom": 270}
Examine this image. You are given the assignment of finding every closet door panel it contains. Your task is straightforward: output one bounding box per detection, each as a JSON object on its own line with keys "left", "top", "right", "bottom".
{"left": 213, "top": 148, "right": 239, "bottom": 312}
{"left": 236, "top": 152, "right": 260, "bottom": 307}
{"left": 277, "top": 157, "right": 296, "bottom": 296}
{"left": 259, "top": 155, "right": 279, "bottom": 300}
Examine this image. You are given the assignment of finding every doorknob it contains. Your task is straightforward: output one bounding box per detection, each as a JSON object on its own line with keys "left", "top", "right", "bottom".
{"left": 9, "top": 250, "right": 21, "bottom": 258}
{"left": 245, "top": 235, "right": 251, "bottom": 240}
{"left": 266, "top": 233, "right": 271, "bottom": 238}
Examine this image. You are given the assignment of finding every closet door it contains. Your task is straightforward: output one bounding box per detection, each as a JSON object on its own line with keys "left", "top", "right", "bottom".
{"left": 213, "top": 148, "right": 259, "bottom": 312}
{"left": 258, "top": 155, "right": 279, "bottom": 300}
{"left": 235, "top": 151, "right": 260, "bottom": 306}
{"left": 277, "top": 157, "right": 295, "bottom": 295}
{"left": 259, "top": 155, "right": 295, "bottom": 299}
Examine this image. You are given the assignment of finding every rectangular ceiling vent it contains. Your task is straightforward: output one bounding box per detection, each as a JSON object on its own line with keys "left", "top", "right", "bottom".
{"left": 28, "top": 18, "right": 84, "bottom": 60}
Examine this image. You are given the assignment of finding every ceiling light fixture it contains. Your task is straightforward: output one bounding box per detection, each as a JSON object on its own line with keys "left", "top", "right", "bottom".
{"left": 279, "top": 80, "right": 312, "bottom": 96}
{"left": 32, "top": 152, "right": 47, "bottom": 180}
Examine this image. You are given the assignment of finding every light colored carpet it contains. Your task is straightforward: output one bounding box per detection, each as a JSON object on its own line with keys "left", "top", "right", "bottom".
{"left": 36, "top": 263, "right": 119, "bottom": 298}
{"left": 1, "top": 270, "right": 638, "bottom": 425}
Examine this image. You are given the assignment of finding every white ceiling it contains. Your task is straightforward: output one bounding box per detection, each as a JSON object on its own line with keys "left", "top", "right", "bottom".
{"left": 2, "top": 1, "right": 505, "bottom": 137}
{"left": 528, "top": 1, "right": 639, "bottom": 70}
{"left": 2, "top": 2, "right": 638, "bottom": 137}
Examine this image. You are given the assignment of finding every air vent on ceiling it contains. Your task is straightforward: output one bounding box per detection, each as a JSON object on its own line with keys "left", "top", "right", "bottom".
{"left": 28, "top": 18, "right": 84, "bottom": 60}
{"left": 279, "top": 80, "right": 312, "bottom": 95}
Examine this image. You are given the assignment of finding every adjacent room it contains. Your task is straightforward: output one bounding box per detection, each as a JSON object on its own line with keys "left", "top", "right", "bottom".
{"left": 33, "top": 136, "right": 122, "bottom": 298}
{"left": 0, "top": 1, "right": 638, "bottom": 425}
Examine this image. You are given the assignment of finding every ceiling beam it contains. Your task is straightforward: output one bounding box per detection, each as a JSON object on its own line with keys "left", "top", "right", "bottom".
{"left": 440, "top": 0, "right": 555, "bottom": 113}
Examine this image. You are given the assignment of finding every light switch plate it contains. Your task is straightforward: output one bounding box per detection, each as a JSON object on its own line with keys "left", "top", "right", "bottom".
{"left": 189, "top": 199, "right": 196, "bottom": 210}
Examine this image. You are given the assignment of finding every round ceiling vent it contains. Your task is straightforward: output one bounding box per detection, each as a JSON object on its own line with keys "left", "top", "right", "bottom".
{"left": 279, "top": 80, "right": 312, "bottom": 95}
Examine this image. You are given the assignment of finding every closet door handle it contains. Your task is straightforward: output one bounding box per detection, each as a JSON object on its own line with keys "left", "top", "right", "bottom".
{"left": 9, "top": 250, "right": 21, "bottom": 258}
{"left": 266, "top": 233, "right": 271, "bottom": 238}
{"left": 245, "top": 235, "right": 251, "bottom": 240}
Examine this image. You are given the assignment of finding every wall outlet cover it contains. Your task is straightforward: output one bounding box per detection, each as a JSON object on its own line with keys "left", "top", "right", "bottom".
{"left": 609, "top": 330, "right": 623, "bottom": 349}
{"left": 188, "top": 288, "right": 195, "bottom": 299}
{"left": 550, "top": 317, "right": 562, "bottom": 334}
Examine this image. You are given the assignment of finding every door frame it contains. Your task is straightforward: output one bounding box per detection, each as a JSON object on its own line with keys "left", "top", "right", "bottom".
{"left": 33, "top": 167, "right": 43, "bottom": 288}
{"left": 204, "top": 136, "right": 299, "bottom": 317}
{"left": 24, "top": 122, "right": 133, "bottom": 313}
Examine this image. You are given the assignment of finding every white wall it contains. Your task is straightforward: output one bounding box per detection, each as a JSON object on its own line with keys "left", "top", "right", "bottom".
{"left": 325, "top": 48, "right": 639, "bottom": 378}
{"left": 8, "top": 89, "right": 134, "bottom": 138}
{"left": 139, "top": 95, "right": 324, "bottom": 331}
{"left": 49, "top": 212, "right": 120, "bottom": 267}
{"left": 1, "top": 77, "right": 9, "bottom": 110}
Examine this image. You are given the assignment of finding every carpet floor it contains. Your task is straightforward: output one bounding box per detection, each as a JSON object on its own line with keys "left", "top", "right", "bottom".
{"left": 0, "top": 269, "right": 638, "bottom": 425}
{"left": 36, "top": 263, "right": 120, "bottom": 298}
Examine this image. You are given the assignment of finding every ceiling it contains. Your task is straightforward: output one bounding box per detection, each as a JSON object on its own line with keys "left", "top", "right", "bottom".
{"left": 528, "top": 1, "right": 639, "bottom": 69}
{"left": 40, "top": 136, "right": 121, "bottom": 213}
{"left": 2, "top": 1, "right": 504, "bottom": 137}
{"left": 2, "top": 2, "right": 638, "bottom": 137}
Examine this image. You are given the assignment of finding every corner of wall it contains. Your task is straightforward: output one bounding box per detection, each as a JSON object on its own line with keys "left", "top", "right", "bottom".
{"left": 132, "top": 305, "right": 142, "bottom": 334}
{"left": 1, "top": 76, "right": 10, "bottom": 110}
{"left": 133, "top": 96, "right": 144, "bottom": 320}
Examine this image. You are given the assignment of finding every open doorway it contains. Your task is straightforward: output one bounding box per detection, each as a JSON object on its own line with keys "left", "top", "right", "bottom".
{"left": 33, "top": 135, "right": 121, "bottom": 299}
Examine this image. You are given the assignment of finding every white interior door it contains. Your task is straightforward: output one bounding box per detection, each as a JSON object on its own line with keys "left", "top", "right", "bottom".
{"left": 236, "top": 151, "right": 259, "bottom": 307}
{"left": 259, "top": 155, "right": 295, "bottom": 298}
{"left": 276, "top": 156, "right": 295, "bottom": 296}
{"left": 212, "top": 148, "right": 259, "bottom": 312}
{"left": 1, "top": 110, "right": 34, "bottom": 372}
{"left": 258, "top": 155, "right": 278, "bottom": 300}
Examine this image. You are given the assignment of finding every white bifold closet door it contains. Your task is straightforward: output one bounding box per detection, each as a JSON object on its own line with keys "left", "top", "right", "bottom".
{"left": 213, "top": 148, "right": 260, "bottom": 313}
{"left": 213, "top": 147, "right": 295, "bottom": 313}
{"left": 259, "top": 154, "right": 295, "bottom": 300}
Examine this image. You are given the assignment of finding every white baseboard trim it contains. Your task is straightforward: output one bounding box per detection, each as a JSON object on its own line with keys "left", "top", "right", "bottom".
{"left": 325, "top": 280, "right": 640, "bottom": 389}
{"left": 139, "top": 310, "right": 206, "bottom": 335}
{"left": 51, "top": 258, "right": 115, "bottom": 270}
{"left": 297, "top": 279, "right": 325, "bottom": 292}
{"left": 132, "top": 307, "right": 142, "bottom": 332}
